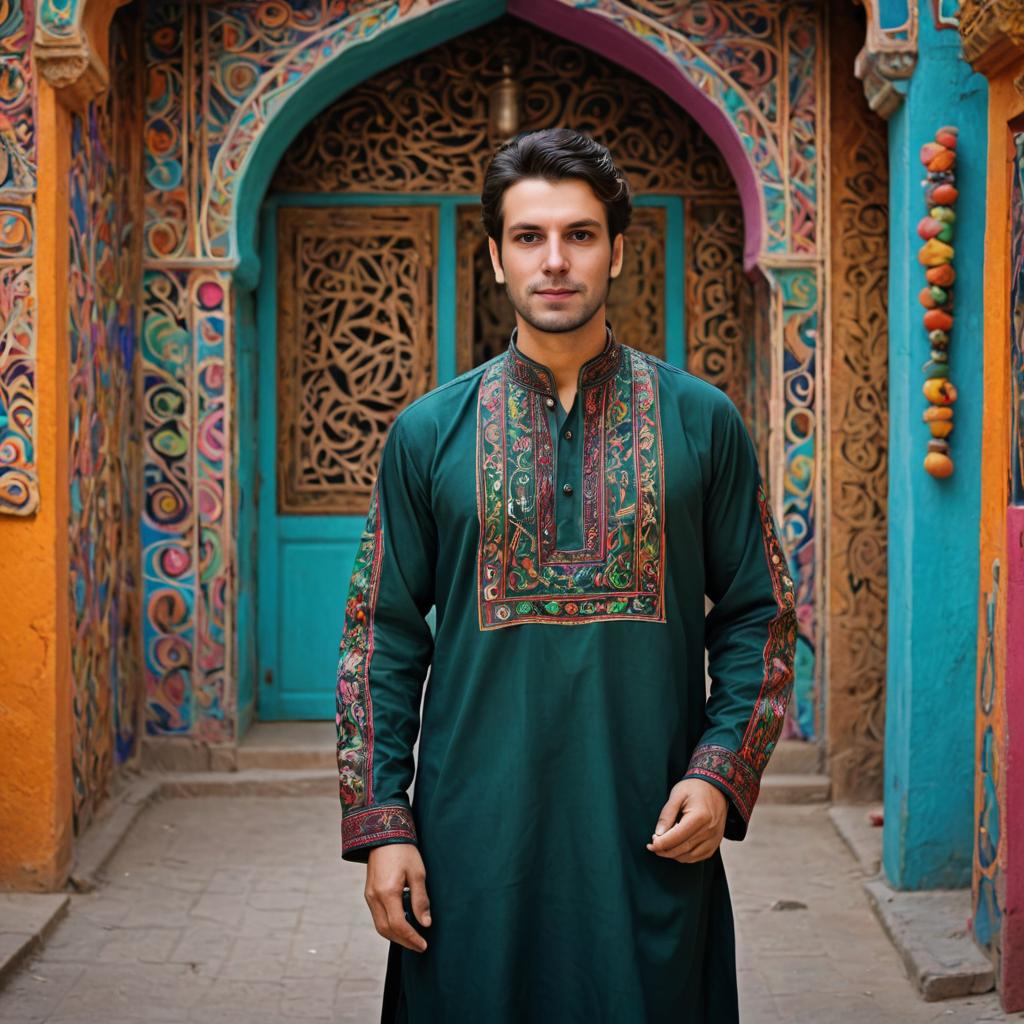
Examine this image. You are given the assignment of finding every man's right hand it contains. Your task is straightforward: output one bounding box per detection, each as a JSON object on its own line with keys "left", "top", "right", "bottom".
{"left": 365, "top": 844, "right": 431, "bottom": 953}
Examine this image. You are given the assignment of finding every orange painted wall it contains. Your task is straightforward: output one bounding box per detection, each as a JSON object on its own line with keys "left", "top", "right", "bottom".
{"left": 974, "top": 67, "right": 1024, "bottom": 1008}
{"left": 0, "top": 82, "right": 73, "bottom": 891}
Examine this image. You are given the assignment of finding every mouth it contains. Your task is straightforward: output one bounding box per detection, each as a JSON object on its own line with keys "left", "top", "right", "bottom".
{"left": 535, "top": 289, "right": 577, "bottom": 299}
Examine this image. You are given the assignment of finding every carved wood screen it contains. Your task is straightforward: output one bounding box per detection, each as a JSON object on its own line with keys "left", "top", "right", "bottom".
{"left": 276, "top": 205, "right": 436, "bottom": 514}
{"left": 271, "top": 16, "right": 754, "bottom": 418}
{"left": 825, "top": 2, "right": 889, "bottom": 800}
{"left": 455, "top": 204, "right": 666, "bottom": 373}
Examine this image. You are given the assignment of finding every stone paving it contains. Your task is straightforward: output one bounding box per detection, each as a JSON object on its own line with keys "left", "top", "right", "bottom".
{"left": 0, "top": 795, "right": 1019, "bottom": 1023}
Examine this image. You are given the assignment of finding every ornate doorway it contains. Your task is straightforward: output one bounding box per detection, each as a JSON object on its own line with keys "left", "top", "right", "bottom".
{"left": 253, "top": 17, "right": 754, "bottom": 720}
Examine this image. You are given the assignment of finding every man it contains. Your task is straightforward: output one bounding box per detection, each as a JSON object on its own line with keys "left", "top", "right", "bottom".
{"left": 335, "top": 127, "right": 796, "bottom": 1023}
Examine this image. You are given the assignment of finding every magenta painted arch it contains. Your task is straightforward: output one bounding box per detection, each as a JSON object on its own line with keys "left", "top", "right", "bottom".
{"left": 509, "top": 0, "right": 766, "bottom": 269}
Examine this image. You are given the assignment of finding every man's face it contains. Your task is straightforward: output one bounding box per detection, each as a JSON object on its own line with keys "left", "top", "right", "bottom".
{"left": 488, "top": 177, "right": 624, "bottom": 335}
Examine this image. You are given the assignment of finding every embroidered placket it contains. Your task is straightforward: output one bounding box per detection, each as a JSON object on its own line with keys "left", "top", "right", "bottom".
{"left": 549, "top": 395, "right": 583, "bottom": 552}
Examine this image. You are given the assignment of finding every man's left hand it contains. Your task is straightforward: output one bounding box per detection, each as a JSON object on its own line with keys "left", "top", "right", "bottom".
{"left": 647, "top": 778, "right": 728, "bottom": 863}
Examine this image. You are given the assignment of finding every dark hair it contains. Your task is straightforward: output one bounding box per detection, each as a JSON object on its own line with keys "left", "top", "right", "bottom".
{"left": 480, "top": 128, "right": 632, "bottom": 250}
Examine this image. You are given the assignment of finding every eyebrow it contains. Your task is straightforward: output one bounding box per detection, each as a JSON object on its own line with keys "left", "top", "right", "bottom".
{"left": 507, "top": 219, "right": 604, "bottom": 232}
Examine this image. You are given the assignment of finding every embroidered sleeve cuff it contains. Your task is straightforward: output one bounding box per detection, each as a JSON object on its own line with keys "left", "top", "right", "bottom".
{"left": 681, "top": 744, "right": 759, "bottom": 842}
{"left": 341, "top": 804, "right": 418, "bottom": 863}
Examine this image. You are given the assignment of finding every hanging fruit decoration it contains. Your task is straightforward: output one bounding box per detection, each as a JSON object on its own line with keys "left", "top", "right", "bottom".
{"left": 918, "top": 126, "right": 959, "bottom": 479}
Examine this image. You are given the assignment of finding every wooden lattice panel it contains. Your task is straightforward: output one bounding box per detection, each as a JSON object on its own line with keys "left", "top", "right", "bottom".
{"left": 455, "top": 205, "right": 667, "bottom": 373}
{"left": 456, "top": 205, "right": 513, "bottom": 373}
{"left": 606, "top": 207, "right": 666, "bottom": 359}
{"left": 276, "top": 205, "right": 436, "bottom": 514}
{"left": 686, "top": 202, "right": 754, "bottom": 423}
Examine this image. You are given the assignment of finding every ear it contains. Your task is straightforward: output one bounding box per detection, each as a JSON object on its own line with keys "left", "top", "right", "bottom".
{"left": 609, "top": 232, "right": 625, "bottom": 279}
{"left": 487, "top": 236, "right": 505, "bottom": 284}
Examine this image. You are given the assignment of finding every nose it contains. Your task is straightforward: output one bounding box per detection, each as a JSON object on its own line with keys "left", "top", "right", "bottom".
{"left": 541, "top": 237, "right": 569, "bottom": 275}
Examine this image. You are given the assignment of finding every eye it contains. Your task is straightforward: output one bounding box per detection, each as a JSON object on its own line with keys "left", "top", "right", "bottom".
{"left": 570, "top": 230, "right": 592, "bottom": 241}
{"left": 515, "top": 233, "right": 540, "bottom": 244}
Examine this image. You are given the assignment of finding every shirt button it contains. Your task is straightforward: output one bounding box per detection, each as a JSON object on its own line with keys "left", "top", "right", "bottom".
{"left": 563, "top": 483, "right": 573, "bottom": 496}
{"left": 545, "top": 396, "right": 556, "bottom": 409}
{"left": 564, "top": 429, "right": 573, "bottom": 440}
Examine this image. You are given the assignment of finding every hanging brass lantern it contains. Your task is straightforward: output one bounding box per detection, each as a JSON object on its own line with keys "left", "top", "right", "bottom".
{"left": 488, "top": 62, "right": 520, "bottom": 142}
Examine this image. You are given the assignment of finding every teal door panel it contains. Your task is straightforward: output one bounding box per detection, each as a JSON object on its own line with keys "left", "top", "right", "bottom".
{"left": 254, "top": 193, "right": 684, "bottom": 720}
{"left": 277, "top": 532, "right": 363, "bottom": 719}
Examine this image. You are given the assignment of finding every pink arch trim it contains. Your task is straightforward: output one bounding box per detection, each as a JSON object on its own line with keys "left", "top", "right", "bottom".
{"left": 509, "top": 0, "right": 766, "bottom": 269}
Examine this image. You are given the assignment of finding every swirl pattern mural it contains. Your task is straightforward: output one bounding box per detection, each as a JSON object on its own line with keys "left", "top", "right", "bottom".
{"left": 142, "top": 266, "right": 233, "bottom": 739}
{"left": 67, "top": 12, "right": 145, "bottom": 830}
{"left": 776, "top": 265, "right": 818, "bottom": 736}
{"left": 0, "top": 0, "right": 38, "bottom": 515}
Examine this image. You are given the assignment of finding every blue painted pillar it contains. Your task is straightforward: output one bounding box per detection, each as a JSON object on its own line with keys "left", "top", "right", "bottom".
{"left": 883, "top": 7, "right": 987, "bottom": 890}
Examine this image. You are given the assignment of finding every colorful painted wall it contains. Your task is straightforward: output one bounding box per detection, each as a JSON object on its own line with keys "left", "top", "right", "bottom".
{"left": 0, "top": 0, "right": 76, "bottom": 891}
{"left": 66, "top": 6, "right": 145, "bottom": 832}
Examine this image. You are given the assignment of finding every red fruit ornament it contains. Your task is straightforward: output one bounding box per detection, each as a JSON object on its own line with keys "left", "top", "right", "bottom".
{"left": 923, "top": 309, "right": 953, "bottom": 332}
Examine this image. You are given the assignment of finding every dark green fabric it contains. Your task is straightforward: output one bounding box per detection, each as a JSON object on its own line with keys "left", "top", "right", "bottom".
{"left": 336, "top": 332, "right": 795, "bottom": 1022}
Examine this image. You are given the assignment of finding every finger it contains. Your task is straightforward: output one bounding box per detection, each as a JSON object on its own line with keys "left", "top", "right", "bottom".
{"left": 674, "top": 839, "right": 719, "bottom": 863}
{"left": 409, "top": 872, "right": 432, "bottom": 928}
{"left": 382, "top": 888, "right": 428, "bottom": 952}
{"left": 650, "top": 808, "right": 708, "bottom": 851}
{"left": 658, "top": 832, "right": 713, "bottom": 859}
{"left": 652, "top": 792, "right": 685, "bottom": 837}
{"left": 649, "top": 829, "right": 712, "bottom": 859}
{"left": 660, "top": 819, "right": 722, "bottom": 858}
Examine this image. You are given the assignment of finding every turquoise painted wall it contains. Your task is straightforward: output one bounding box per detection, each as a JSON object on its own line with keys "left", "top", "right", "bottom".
{"left": 883, "top": 6, "right": 987, "bottom": 890}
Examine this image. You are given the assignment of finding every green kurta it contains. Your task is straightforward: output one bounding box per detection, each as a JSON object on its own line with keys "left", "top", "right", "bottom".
{"left": 335, "top": 323, "right": 796, "bottom": 1023}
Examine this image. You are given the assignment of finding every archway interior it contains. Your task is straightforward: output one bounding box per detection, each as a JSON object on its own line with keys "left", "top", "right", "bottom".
{"left": 237, "top": 14, "right": 761, "bottom": 725}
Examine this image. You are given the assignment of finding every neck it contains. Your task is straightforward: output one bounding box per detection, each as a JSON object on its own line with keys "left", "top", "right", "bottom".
{"left": 513, "top": 310, "right": 608, "bottom": 390}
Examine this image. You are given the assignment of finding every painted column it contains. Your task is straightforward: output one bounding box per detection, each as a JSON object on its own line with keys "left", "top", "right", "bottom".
{"left": 883, "top": 5, "right": 987, "bottom": 890}
{"left": 0, "top": 76, "right": 74, "bottom": 891}
{"left": 962, "top": 5, "right": 1024, "bottom": 1002}
{"left": 0, "top": 0, "right": 137, "bottom": 888}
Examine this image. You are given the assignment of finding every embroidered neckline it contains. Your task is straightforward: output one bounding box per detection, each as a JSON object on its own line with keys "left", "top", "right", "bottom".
{"left": 504, "top": 321, "right": 623, "bottom": 397}
{"left": 476, "top": 344, "right": 666, "bottom": 628}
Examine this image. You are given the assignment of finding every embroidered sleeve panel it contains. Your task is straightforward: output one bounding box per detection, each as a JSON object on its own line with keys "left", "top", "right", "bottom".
{"left": 342, "top": 804, "right": 418, "bottom": 861}
{"left": 336, "top": 479, "right": 385, "bottom": 815}
{"left": 476, "top": 345, "right": 666, "bottom": 627}
{"left": 686, "top": 483, "right": 797, "bottom": 829}
{"left": 738, "top": 484, "right": 797, "bottom": 776}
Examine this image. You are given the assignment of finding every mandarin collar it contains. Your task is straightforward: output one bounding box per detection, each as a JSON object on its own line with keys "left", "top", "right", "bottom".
{"left": 504, "top": 322, "right": 622, "bottom": 397}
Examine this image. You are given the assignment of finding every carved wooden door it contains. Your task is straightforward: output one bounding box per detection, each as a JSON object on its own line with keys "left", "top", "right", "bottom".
{"left": 257, "top": 196, "right": 682, "bottom": 720}
{"left": 258, "top": 204, "right": 437, "bottom": 719}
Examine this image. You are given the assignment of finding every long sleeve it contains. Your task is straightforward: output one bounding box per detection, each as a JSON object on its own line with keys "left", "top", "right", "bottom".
{"left": 682, "top": 393, "right": 797, "bottom": 841}
{"left": 336, "top": 414, "right": 436, "bottom": 863}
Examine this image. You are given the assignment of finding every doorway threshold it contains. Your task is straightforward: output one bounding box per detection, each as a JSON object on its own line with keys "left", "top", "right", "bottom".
{"left": 238, "top": 721, "right": 336, "bottom": 770}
